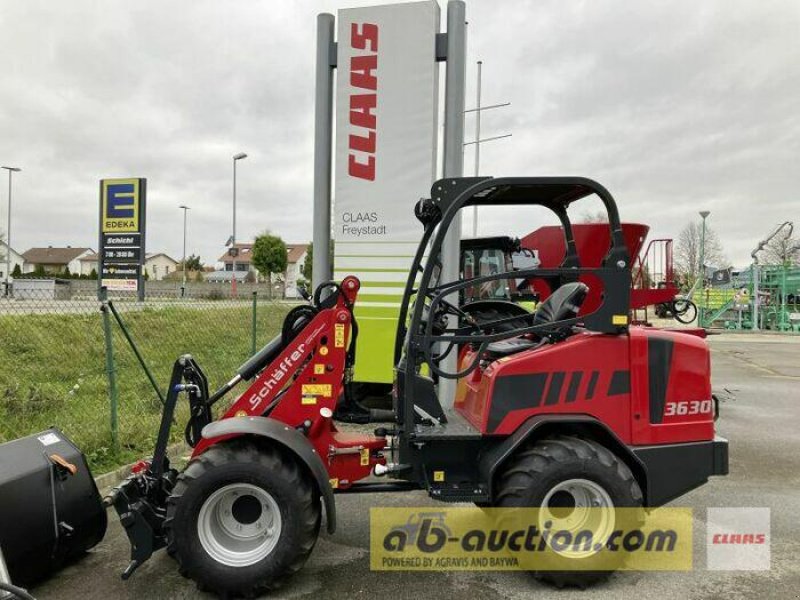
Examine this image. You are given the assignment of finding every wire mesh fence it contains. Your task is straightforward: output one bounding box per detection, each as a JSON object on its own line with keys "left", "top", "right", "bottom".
{"left": 0, "top": 283, "right": 293, "bottom": 472}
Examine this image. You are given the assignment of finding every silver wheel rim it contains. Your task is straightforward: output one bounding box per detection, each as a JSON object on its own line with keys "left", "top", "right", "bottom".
{"left": 540, "top": 478, "right": 615, "bottom": 559}
{"left": 197, "top": 483, "right": 282, "bottom": 567}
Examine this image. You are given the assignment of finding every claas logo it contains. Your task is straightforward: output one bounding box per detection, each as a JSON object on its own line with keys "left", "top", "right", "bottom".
{"left": 102, "top": 179, "right": 140, "bottom": 233}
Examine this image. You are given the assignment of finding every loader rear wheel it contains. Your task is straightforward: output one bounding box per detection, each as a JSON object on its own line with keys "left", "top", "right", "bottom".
{"left": 495, "top": 435, "right": 643, "bottom": 589}
{"left": 165, "top": 440, "right": 321, "bottom": 597}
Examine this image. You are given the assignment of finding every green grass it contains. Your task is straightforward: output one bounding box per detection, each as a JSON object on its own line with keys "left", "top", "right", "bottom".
{"left": 0, "top": 301, "right": 292, "bottom": 472}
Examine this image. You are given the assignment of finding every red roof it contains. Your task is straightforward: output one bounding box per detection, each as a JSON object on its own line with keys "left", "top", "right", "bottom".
{"left": 217, "top": 242, "right": 308, "bottom": 264}
{"left": 217, "top": 243, "right": 254, "bottom": 263}
{"left": 22, "top": 247, "right": 92, "bottom": 265}
{"left": 287, "top": 244, "right": 309, "bottom": 264}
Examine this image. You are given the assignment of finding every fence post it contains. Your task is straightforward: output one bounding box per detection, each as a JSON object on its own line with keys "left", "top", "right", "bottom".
{"left": 99, "top": 286, "right": 119, "bottom": 452}
{"left": 252, "top": 291, "right": 258, "bottom": 355}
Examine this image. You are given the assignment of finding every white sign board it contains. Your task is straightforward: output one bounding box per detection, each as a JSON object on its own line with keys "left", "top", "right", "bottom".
{"left": 333, "top": 1, "right": 440, "bottom": 382}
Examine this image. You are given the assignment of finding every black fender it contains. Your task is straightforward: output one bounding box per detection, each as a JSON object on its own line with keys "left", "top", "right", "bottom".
{"left": 479, "top": 414, "right": 648, "bottom": 504}
{"left": 201, "top": 417, "right": 336, "bottom": 534}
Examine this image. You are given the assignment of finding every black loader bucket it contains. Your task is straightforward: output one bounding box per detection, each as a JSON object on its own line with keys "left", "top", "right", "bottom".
{"left": 0, "top": 429, "right": 107, "bottom": 585}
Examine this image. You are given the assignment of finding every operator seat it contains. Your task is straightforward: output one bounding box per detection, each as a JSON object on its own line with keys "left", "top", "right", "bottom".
{"left": 532, "top": 281, "right": 589, "bottom": 328}
{"left": 484, "top": 282, "right": 589, "bottom": 359}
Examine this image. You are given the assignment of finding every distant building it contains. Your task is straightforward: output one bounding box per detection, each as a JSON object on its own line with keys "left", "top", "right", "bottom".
{"left": 285, "top": 243, "right": 309, "bottom": 298}
{"left": 74, "top": 251, "right": 177, "bottom": 280}
{"left": 216, "top": 243, "right": 256, "bottom": 276}
{"left": 21, "top": 246, "right": 94, "bottom": 275}
{"left": 212, "top": 242, "right": 308, "bottom": 297}
{"left": 78, "top": 252, "right": 99, "bottom": 276}
{"left": 144, "top": 253, "right": 179, "bottom": 281}
{"left": 0, "top": 241, "right": 25, "bottom": 280}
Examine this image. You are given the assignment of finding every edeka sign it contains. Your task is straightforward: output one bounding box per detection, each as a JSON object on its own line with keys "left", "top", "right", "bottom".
{"left": 102, "top": 179, "right": 142, "bottom": 233}
{"left": 333, "top": 1, "right": 440, "bottom": 383}
{"left": 99, "top": 178, "right": 146, "bottom": 295}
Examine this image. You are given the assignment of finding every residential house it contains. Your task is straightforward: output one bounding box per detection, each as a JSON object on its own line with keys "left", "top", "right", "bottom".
{"left": 74, "top": 251, "right": 178, "bottom": 280}
{"left": 215, "top": 243, "right": 256, "bottom": 277}
{"left": 285, "top": 243, "right": 309, "bottom": 298}
{"left": 144, "top": 253, "right": 179, "bottom": 281}
{"left": 212, "top": 242, "right": 309, "bottom": 297}
{"left": 78, "top": 252, "right": 99, "bottom": 276}
{"left": 0, "top": 241, "right": 25, "bottom": 281}
{"left": 21, "top": 246, "right": 94, "bottom": 275}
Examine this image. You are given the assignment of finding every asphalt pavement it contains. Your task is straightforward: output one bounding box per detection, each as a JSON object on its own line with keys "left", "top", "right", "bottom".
{"left": 31, "top": 334, "right": 800, "bottom": 599}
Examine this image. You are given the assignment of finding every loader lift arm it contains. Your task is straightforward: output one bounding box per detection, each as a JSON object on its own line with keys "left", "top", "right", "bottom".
{"left": 107, "top": 278, "right": 367, "bottom": 580}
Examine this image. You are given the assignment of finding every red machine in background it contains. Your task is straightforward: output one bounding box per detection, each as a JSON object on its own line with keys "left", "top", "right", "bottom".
{"left": 519, "top": 223, "right": 680, "bottom": 321}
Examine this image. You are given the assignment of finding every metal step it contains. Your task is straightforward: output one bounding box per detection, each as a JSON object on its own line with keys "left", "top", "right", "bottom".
{"left": 413, "top": 409, "right": 481, "bottom": 441}
{"left": 428, "top": 484, "right": 490, "bottom": 504}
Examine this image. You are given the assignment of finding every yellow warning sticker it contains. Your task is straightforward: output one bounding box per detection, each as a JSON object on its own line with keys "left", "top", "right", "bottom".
{"left": 319, "top": 346, "right": 329, "bottom": 356}
{"left": 330, "top": 478, "right": 339, "bottom": 489}
{"left": 335, "top": 323, "right": 345, "bottom": 348}
{"left": 360, "top": 448, "right": 370, "bottom": 466}
{"left": 302, "top": 384, "right": 332, "bottom": 397}
{"left": 302, "top": 395, "right": 317, "bottom": 405}
{"left": 314, "top": 364, "right": 326, "bottom": 375}
{"left": 612, "top": 314, "right": 629, "bottom": 325}
{"left": 433, "top": 470, "right": 445, "bottom": 482}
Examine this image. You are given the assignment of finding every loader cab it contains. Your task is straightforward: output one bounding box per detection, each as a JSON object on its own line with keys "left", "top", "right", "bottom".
{"left": 393, "top": 177, "right": 632, "bottom": 433}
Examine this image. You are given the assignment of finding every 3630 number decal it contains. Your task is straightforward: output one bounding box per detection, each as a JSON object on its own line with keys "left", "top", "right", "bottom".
{"left": 664, "top": 400, "right": 713, "bottom": 417}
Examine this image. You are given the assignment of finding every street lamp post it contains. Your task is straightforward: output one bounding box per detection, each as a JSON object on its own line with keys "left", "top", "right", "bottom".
{"left": 698, "top": 210, "right": 710, "bottom": 325}
{"left": 473, "top": 61, "right": 482, "bottom": 237}
{"left": 179, "top": 205, "right": 190, "bottom": 295}
{"left": 232, "top": 152, "right": 247, "bottom": 296}
{"left": 1, "top": 166, "right": 21, "bottom": 297}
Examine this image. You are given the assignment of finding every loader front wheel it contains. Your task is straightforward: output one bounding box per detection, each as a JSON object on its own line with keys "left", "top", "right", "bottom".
{"left": 165, "top": 440, "right": 321, "bottom": 596}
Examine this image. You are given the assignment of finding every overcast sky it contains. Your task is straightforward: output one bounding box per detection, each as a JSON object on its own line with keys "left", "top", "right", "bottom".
{"left": 0, "top": 0, "right": 797, "bottom": 268}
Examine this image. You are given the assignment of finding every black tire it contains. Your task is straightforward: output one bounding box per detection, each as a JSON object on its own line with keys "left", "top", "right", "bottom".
{"left": 495, "top": 436, "right": 643, "bottom": 589}
{"left": 165, "top": 440, "right": 321, "bottom": 597}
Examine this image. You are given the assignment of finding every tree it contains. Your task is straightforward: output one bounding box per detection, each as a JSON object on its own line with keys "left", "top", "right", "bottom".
{"left": 579, "top": 210, "right": 608, "bottom": 223}
{"left": 252, "top": 233, "right": 288, "bottom": 298}
{"left": 302, "top": 240, "right": 335, "bottom": 284}
{"left": 185, "top": 254, "right": 203, "bottom": 271}
{"left": 758, "top": 225, "right": 800, "bottom": 266}
{"left": 12, "top": 264, "right": 21, "bottom": 277}
{"left": 301, "top": 243, "right": 313, "bottom": 282}
{"left": 89, "top": 268, "right": 98, "bottom": 280}
{"left": 34, "top": 264, "right": 46, "bottom": 277}
{"left": 674, "top": 221, "right": 727, "bottom": 288}
{"left": 63, "top": 266, "right": 72, "bottom": 278}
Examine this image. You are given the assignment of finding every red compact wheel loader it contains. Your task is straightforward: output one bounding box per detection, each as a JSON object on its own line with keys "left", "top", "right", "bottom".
{"left": 108, "top": 176, "right": 728, "bottom": 596}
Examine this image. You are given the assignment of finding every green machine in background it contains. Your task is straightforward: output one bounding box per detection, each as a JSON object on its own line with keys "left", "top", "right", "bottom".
{"left": 700, "top": 265, "right": 800, "bottom": 331}
{"left": 700, "top": 222, "right": 800, "bottom": 332}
